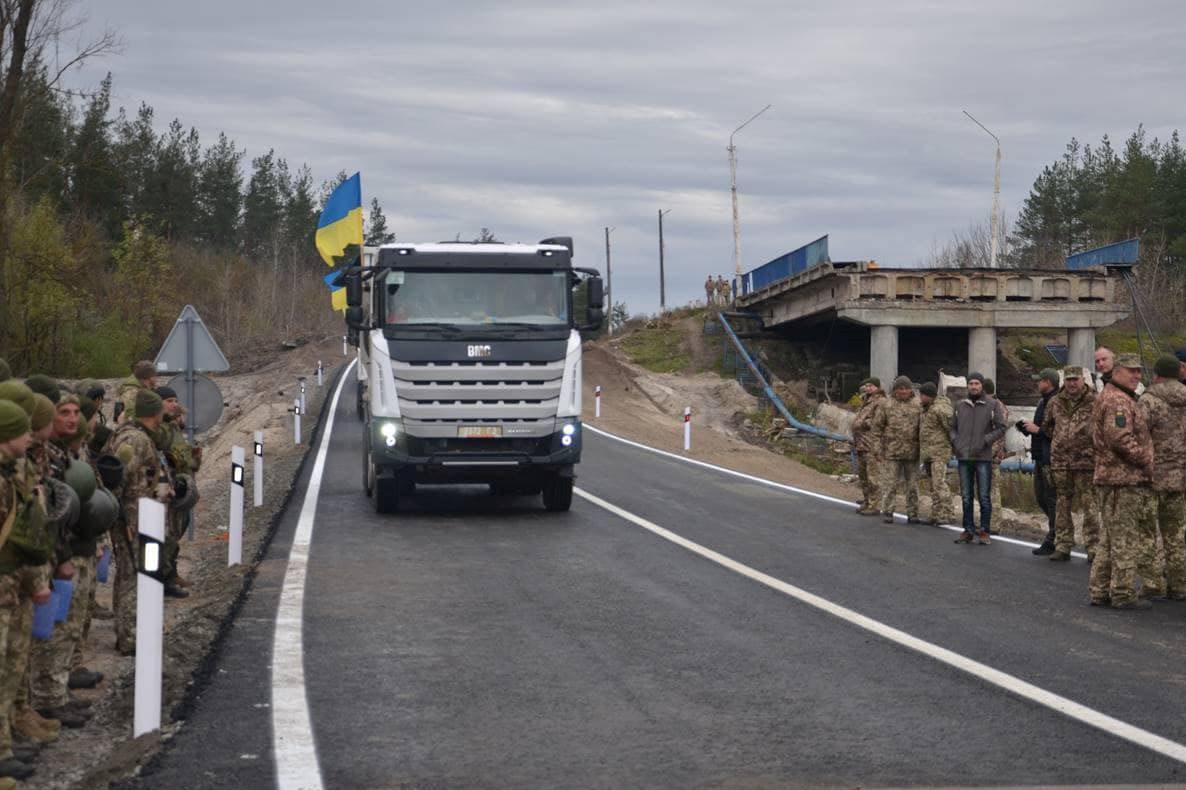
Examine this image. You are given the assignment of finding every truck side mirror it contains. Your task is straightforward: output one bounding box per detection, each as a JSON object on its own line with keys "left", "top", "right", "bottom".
{"left": 585, "top": 307, "right": 604, "bottom": 330}
{"left": 345, "top": 306, "right": 365, "bottom": 330}
{"left": 585, "top": 276, "right": 604, "bottom": 311}
{"left": 345, "top": 272, "right": 363, "bottom": 307}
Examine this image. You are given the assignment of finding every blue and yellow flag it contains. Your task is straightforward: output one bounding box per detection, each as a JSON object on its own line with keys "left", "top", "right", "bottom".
{"left": 323, "top": 271, "right": 347, "bottom": 311}
{"left": 316, "top": 172, "right": 363, "bottom": 267}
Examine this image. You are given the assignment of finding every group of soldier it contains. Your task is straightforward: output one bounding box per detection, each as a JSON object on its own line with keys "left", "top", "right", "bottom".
{"left": 851, "top": 346, "right": 1186, "bottom": 611}
{"left": 0, "top": 359, "right": 200, "bottom": 785}
{"left": 704, "top": 275, "right": 733, "bottom": 306}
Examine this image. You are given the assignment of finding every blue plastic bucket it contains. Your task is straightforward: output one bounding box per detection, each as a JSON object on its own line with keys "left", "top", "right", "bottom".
{"left": 97, "top": 545, "right": 111, "bottom": 584}
{"left": 31, "top": 599, "right": 55, "bottom": 640}
{"left": 53, "top": 579, "right": 73, "bottom": 623}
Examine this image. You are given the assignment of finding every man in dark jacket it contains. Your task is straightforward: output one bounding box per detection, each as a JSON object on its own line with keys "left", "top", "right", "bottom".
{"left": 1023, "top": 369, "right": 1059, "bottom": 554}
{"left": 950, "top": 372, "right": 1006, "bottom": 544}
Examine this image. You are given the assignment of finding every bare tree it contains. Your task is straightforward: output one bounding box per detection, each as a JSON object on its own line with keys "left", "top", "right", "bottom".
{"left": 927, "top": 212, "right": 1015, "bottom": 269}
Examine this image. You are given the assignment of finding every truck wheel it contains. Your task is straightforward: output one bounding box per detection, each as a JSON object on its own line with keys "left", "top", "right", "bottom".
{"left": 542, "top": 476, "right": 573, "bottom": 512}
{"left": 373, "top": 474, "right": 400, "bottom": 514}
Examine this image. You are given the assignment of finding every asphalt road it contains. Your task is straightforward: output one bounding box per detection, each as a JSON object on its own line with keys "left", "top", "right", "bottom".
{"left": 131, "top": 369, "right": 1186, "bottom": 789}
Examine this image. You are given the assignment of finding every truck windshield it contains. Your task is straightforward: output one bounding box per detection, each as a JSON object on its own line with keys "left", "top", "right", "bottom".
{"left": 381, "top": 270, "right": 569, "bottom": 327}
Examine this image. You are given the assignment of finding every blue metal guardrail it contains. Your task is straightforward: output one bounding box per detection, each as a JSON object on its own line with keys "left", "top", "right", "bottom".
{"left": 717, "top": 312, "right": 850, "bottom": 444}
{"left": 736, "top": 235, "right": 829, "bottom": 297}
{"left": 1065, "top": 238, "right": 1139, "bottom": 270}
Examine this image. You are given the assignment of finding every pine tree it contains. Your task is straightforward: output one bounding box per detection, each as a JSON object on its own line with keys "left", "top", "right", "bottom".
{"left": 196, "top": 132, "right": 243, "bottom": 251}
{"left": 68, "top": 74, "right": 123, "bottom": 237}
{"left": 241, "top": 149, "right": 284, "bottom": 263}
{"left": 9, "top": 65, "right": 71, "bottom": 204}
{"left": 147, "top": 118, "right": 201, "bottom": 241}
{"left": 364, "top": 197, "right": 395, "bottom": 245}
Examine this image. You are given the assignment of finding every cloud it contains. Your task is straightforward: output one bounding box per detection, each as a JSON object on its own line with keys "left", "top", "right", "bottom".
{"left": 64, "top": 0, "right": 1186, "bottom": 313}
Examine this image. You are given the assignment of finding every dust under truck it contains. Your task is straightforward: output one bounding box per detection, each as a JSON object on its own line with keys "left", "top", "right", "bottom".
{"left": 340, "top": 237, "right": 604, "bottom": 514}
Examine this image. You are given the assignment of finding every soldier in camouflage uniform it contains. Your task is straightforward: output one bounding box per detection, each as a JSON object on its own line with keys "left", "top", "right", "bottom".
{"left": 918, "top": 382, "right": 954, "bottom": 525}
{"left": 1044, "top": 366, "right": 1100, "bottom": 562}
{"left": 1089, "top": 354, "right": 1156, "bottom": 609}
{"left": 105, "top": 390, "right": 172, "bottom": 655}
{"left": 0, "top": 398, "right": 54, "bottom": 783}
{"left": 850, "top": 378, "right": 886, "bottom": 515}
{"left": 874, "top": 376, "right": 923, "bottom": 524}
{"left": 1135, "top": 355, "right": 1186, "bottom": 599}
{"left": 115, "top": 360, "right": 158, "bottom": 425}
{"left": 155, "top": 387, "right": 200, "bottom": 598}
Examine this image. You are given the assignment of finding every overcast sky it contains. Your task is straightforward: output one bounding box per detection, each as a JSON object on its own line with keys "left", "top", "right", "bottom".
{"left": 64, "top": 1, "right": 1184, "bottom": 314}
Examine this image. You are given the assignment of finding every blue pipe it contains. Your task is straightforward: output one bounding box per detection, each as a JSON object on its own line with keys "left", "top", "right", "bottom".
{"left": 718, "top": 313, "right": 851, "bottom": 444}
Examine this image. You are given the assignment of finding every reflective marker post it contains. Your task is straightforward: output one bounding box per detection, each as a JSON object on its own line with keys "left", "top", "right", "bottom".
{"left": 683, "top": 407, "right": 691, "bottom": 451}
{"left": 299, "top": 377, "right": 307, "bottom": 416}
{"left": 134, "top": 498, "right": 166, "bottom": 737}
{"left": 253, "top": 431, "right": 264, "bottom": 508}
{"left": 342, "top": 335, "right": 348, "bottom": 357}
{"left": 595, "top": 385, "right": 601, "bottom": 418}
{"left": 293, "top": 399, "right": 302, "bottom": 446}
{"left": 316, "top": 361, "right": 323, "bottom": 387}
{"left": 229, "top": 446, "right": 244, "bottom": 567}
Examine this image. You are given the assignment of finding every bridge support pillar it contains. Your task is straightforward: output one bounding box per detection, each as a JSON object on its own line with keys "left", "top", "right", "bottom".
{"left": 870, "top": 325, "right": 899, "bottom": 388}
{"left": 1067, "top": 327, "right": 1095, "bottom": 373}
{"left": 968, "top": 327, "right": 997, "bottom": 384}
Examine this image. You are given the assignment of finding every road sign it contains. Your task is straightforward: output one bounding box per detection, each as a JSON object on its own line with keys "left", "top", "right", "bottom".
{"left": 164, "top": 373, "right": 223, "bottom": 435}
{"left": 155, "top": 305, "right": 229, "bottom": 373}
{"left": 155, "top": 305, "right": 229, "bottom": 443}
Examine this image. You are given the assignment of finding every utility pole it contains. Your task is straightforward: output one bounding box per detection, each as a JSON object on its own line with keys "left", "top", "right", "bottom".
{"left": 729, "top": 104, "right": 772, "bottom": 292}
{"left": 604, "top": 226, "right": 614, "bottom": 335}
{"left": 658, "top": 209, "right": 671, "bottom": 312}
{"left": 963, "top": 110, "right": 1001, "bottom": 269}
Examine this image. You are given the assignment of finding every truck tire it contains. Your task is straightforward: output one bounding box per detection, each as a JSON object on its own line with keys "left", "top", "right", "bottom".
{"left": 363, "top": 445, "right": 374, "bottom": 497}
{"left": 542, "top": 476, "right": 573, "bottom": 512}
{"left": 373, "top": 473, "right": 400, "bottom": 514}
{"left": 356, "top": 382, "right": 366, "bottom": 422}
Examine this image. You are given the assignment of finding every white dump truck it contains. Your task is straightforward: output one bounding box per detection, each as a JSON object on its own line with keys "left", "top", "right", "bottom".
{"left": 340, "top": 237, "right": 603, "bottom": 513}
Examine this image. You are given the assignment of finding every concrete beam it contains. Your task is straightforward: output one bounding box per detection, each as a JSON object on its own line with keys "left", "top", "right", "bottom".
{"left": 836, "top": 303, "right": 1129, "bottom": 329}
{"left": 1067, "top": 327, "right": 1095, "bottom": 372}
{"left": 870, "top": 326, "right": 898, "bottom": 389}
{"left": 968, "top": 327, "right": 997, "bottom": 384}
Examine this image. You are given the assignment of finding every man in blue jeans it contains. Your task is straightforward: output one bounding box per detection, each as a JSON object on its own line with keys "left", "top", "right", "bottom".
{"left": 950, "top": 372, "right": 1007, "bottom": 544}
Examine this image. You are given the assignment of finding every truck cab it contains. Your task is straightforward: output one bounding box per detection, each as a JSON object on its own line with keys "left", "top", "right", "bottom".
{"left": 342, "top": 237, "right": 603, "bottom": 513}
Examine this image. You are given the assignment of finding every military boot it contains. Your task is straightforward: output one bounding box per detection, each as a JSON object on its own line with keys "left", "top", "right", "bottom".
{"left": 0, "top": 758, "right": 33, "bottom": 780}
{"left": 37, "top": 706, "right": 88, "bottom": 729}
{"left": 12, "top": 707, "right": 59, "bottom": 743}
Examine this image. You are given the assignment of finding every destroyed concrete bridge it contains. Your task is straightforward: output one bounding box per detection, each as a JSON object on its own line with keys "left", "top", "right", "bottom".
{"left": 736, "top": 243, "right": 1132, "bottom": 388}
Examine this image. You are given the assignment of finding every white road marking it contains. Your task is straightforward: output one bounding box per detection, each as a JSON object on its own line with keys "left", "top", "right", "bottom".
{"left": 271, "top": 358, "right": 356, "bottom": 790}
{"left": 584, "top": 423, "right": 1086, "bottom": 558}
{"left": 573, "top": 486, "right": 1186, "bottom": 765}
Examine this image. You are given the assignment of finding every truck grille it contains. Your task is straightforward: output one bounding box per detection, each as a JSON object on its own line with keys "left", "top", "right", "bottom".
{"left": 393, "top": 360, "right": 565, "bottom": 424}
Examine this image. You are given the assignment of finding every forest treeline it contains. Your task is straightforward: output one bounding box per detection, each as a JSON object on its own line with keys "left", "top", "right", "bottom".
{"left": 1, "top": 68, "right": 396, "bottom": 376}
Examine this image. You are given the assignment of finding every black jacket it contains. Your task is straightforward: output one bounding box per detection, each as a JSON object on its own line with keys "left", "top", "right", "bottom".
{"left": 1032, "top": 390, "right": 1054, "bottom": 466}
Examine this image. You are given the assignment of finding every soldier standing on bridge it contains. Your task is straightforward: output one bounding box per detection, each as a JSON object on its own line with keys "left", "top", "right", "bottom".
{"left": 918, "top": 382, "right": 954, "bottom": 525}
{"left": 1089, "top": 354, "right": 1155, "bottom": 609}
{"left": 1134, "top": 354, "right": 1186, "bottom": 600}
{"left": 705, "top": 276, "right": 715, "bottom": 307}
{"left": 874, "top": 376, "right": 922, "bottom": 524}
{"left": 851, "top": 378, "right": 886, "bottom": 516}
{"left": 1043, "top": 366, "right": 1100, "bottom": 562}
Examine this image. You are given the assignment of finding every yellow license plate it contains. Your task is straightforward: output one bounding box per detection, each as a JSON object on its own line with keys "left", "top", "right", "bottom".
{"left": 458, "top": 426, "right": 502, "bottom": 438}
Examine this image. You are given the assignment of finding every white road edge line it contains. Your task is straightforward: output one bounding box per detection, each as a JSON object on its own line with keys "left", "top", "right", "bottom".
{"left": 271, "top": 358, "right": 356, "bottom": 790}
{"left": 573, "top": 486, "right": 1186, "bottom": 765}
{"left": 584, "top": 423, "right": 1087, "bottom": 559}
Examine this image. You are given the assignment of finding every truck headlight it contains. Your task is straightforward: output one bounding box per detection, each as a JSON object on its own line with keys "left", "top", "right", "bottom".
{"left": 377, "top": 420, "right": 401, "bottom": 447}
{"left": 561, "top": 435, "right": 573, "bottom": 446}
{"left": 562, "top": 423, "right": 576, "bottom": 437}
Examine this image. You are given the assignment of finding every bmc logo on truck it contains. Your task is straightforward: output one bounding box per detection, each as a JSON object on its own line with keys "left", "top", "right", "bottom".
{"left": 467, "top": 345, "right": 493, "bottom": 359}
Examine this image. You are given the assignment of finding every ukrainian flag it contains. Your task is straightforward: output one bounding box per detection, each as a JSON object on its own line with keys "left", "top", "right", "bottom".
{"left": 316, "top": 172, "right": 363, "bottom": 267}
{"left": 323, "top": 271, "right": 348, "bottom": 311}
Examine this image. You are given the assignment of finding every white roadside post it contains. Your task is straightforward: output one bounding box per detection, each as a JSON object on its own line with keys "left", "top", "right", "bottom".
{"left": 293, "top": 399, "right": 302, "bottom": 445}
{"left": 683, "top": 407, "right": 692, "bottom": 451}
{"left": 595, "top": 385, "right": 601, "bottom": 418}
{"left": 134, "top": 497, "right": 166, "bottom": 738}
{"left": 253, "top": 431, "right": 264, "bottom": 508}
{"left": 342, "top": 335, "right": 348, "bottom": 357}
{"left": 229, "top": 446, "right": 244, "bottom": 567}
{"left": 316, "top": 361, "right": 323, "bottom": 387}
{"left": 299, "top": 377, "right": 307, "bottom": 416}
